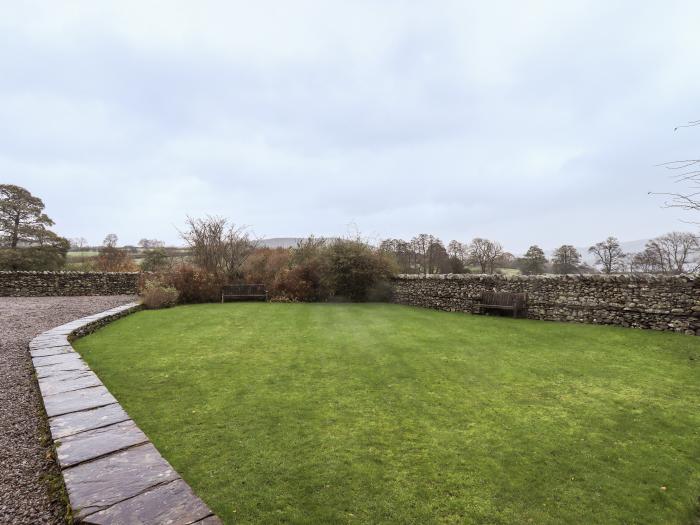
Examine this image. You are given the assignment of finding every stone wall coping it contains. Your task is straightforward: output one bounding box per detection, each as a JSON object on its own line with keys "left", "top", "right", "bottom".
{"left": 29, "top": 303, "right": 222, "bottom": 524}
{"left": 394, "top": 273, "right": 698, "bottom": 283}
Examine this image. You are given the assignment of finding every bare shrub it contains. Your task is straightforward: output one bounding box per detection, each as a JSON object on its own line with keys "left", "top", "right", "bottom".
{"left": 180, "top": 215, "right": 257, "bottom": 282}
{"left": 273, "top": 263, "right": 324, "bottom": 301}
{"left": 141, "top": 279, "right": 179, "bottom": 309}
{"left": 241, "top": 247, "right": 292, "bottom": 292}
{"left": 320, "top": 239, "right": 396, "bottom": 302}
{"left": 94, "top": 246, "right": 138, "bottom": 272}
{"left": 162, "top": 264, "right": 224, "bottom": 303}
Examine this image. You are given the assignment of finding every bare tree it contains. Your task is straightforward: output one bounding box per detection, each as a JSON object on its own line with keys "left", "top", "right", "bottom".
{"left": 427, "top": 238, "right": 450, "bottom": 273}
{"left": 630, "top": 250, "right": 659, "bottom": 273}
{"left": 447, "top": 240, "right": 466, "bottom": 260}
{"left": 653, "top": 119, "right": 700, "bottom": 213}
{"left": 379, "top": 238, "right": 414, "bottom": 273}
{"left": 180, "top": 216, "right": 257, "bottom": 281}
{"left": 467, "top": 238, "right": 503, "bottom": 274}
{"left": 631, "top": 232, "right": 700, "bottom": 274}
{"left": 103, "top": 233, "right": 118, "bottom": 248}
{"left": 410, "top": 234, "right": 435, "bottom": 275}
{"left": 70, "top": 237, "right": 88, "bottom": 250}
{"left": 551, "top": 245, "right": 581, "bottom": 274}
{"left": 588, "top": 237, "right": 626, "bottom": 274}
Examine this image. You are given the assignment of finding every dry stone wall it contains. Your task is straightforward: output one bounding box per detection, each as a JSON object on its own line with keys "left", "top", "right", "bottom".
{"left": 0, "top": 271, "right": 140, "bottom": 297}
{"left": 392, "top": 274, "right": 700, "bottom": 335}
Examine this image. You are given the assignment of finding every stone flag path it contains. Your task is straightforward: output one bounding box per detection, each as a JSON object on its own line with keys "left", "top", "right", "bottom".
{"left": 1, "top": 296, "right": 138, "bottom": 524}
{"left": 28, "top": 302, "right": 222, "bottom": 525}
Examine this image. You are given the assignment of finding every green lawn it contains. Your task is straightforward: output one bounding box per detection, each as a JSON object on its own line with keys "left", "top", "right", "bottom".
{"left": 73, "top": 303, "right": 700, "bottom": 524}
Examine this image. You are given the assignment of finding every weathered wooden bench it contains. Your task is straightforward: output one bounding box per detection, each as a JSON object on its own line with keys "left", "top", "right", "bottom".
{"left": 221, "top": 284, "right": 267, "bottom": 302}
{"left": 474, "top": 291, "right": 528, "bottom": 318}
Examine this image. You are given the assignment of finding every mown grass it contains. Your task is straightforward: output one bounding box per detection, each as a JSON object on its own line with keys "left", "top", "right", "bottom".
{"left": 74, "top": 303, "right": 700, "bottom": 524}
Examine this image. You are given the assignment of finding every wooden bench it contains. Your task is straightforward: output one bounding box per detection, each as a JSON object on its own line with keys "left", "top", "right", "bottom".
{"left": 474, "top": 291, "right": 528, "bottom": 318}
{"left": 221, "top": 284, "right": 267, "bottom": 302}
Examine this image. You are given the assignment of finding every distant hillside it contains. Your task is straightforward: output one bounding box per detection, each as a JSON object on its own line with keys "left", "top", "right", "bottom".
{"left": 257, "top": 238, "right": 305, "bottom": 249}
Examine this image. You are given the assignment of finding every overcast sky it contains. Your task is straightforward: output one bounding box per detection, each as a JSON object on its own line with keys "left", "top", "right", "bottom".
{"left": 3, "top": 1, "right": 700, "bottom": 252}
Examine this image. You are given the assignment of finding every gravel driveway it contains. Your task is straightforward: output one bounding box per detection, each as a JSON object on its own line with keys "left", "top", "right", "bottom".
{"left": 0, "top": 296, "right": 138, "bottom": 525}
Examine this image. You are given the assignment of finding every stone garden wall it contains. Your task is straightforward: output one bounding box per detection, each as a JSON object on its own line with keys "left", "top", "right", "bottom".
{"left": 392, "top": 274, "right": 700, "bottom": 335}
{"left": 0, "top": 271, "right": 140, "bottom": 297}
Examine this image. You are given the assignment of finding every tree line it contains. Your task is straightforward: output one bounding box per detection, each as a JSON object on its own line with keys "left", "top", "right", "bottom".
{"left": 378, "top": 234, "right": 700, "bottom": 275}
{"left": 2, "top": 184, "right": 699, "bottom": 276}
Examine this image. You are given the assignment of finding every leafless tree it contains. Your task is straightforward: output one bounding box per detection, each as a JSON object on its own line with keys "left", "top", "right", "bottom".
{"left": 427, "top": 238, "right": 450, "bottom": 273}
{"left": 467, "top": 238, "right": 504, "bottom": 274}
{"left": 379, "top": 238, "right": 415, "bottom": 273}
{"left": 588, "top": 237, "right": 626, "bottom": 274}
{"left": 180, "top": 215, "right": 257, "bottom": 281}
{"left": 410, "top": 234, "right": 435, "bottom": 275}
{"left": 551, "top": 245, "right": 581, "bottom": 274}
{"left": 103, "top": 233, "right": 118, "bottom": 248}
{"left": 652, "top": 119, "right": 700, "bottom": 213}
{"left": 631, "top": 232, "right": 700, "bottom": 274}
{"left": 70, "top": 237, "right": 88, "bottom": 250}
{"left": 447, "top": 240, "right": 466, "bottom": 260}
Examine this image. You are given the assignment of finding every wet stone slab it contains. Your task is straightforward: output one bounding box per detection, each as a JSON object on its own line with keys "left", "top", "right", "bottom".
{"left": 81, "top": 479, "right": 217, "bottom": 525}
{"left": 63, "top": 443, "right": 179, "bottom": 520}
{"left": 35, "top": 359, "right": 90, "bottom": 378}
{"left": 30, "top": 337, "right": 70, "bottom": 350}
{"left": 30, "top": 344, "right": 74, "bottom": 358}
{"left": 39, "top": 371, "right": 103, "bottom": 397}
{"left": 56, "top": 420, "right": 148, "bottom": 468}
{"left": 38, "top": 368, "right": 93, "bottom": 385}
{"left": 43, "top": 385, "right": 116, "bottom": 417}
{"left": 33, "top": 352, "right": 83, "bottom": 368}
{"left": 49, "top": 403, "right": 130, "bottom": 440}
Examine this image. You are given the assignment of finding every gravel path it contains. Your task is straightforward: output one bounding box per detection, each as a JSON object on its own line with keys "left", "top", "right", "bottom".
{"left": 0, "top": 296, "right": 138, "bottom": 525}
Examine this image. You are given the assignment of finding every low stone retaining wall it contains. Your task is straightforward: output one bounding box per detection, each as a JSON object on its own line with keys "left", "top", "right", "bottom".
{"left": 0, "top": 271, "right": 140, "bottom": 297}
{"left": 29, "top": 304, "right": 221, "bottom": 524}
{"left": 392, "top": 274, "right": 700, "bottom": 335}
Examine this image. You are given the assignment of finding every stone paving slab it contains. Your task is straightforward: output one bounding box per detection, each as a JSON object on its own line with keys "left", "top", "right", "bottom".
{"left": 39, "top": 371, "right": 103, "bottom": 397}
{"left": 81, "top": 479, "right": 219, "bottom": 525}
{"left": 29, "top": 302, "right": 222, "bottom": 524}
{"left": 64, "top": 443, "right": 179, "bottom": 520}
{"left": 30, "top": 344, "right": 74, "bottom": 358}
{"left": 43, "top": 385, "right": 117, "bottom": 417}
{"left": 56, "top": 420, "right": 148, "bottom": 468}
{"left": 49, "top": 403, "right": 130, "bottom": 440}
{"left": 36, "top": 359, "right": 91, "bottom": 378}
{"left": 38, "top": 368, "right": 95, "bottom": 386}
{"left": 30, "top": 338, "right": 70, "bottom": 350}
{"left": 33, "top": 352, "right": 85, "bottom": 367}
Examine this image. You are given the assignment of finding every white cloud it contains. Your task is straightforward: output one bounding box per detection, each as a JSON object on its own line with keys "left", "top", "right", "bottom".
{"left": 2, "top": 1, "right": 700, "bottom": 250}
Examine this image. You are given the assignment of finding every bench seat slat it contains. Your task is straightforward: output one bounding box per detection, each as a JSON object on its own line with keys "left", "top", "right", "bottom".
{"left": 221, "top": 284, "right": 268, "bottom": 302}
{"left": 476, "top": 291, "right": 528, "bottom": 318}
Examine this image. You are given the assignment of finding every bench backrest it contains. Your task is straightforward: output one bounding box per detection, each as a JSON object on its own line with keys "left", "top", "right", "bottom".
{"left": 481, "top": 291, "right": 528, "bottom": 307}
{"left": 222, "top": 284, "right": 266, "bottom": 296}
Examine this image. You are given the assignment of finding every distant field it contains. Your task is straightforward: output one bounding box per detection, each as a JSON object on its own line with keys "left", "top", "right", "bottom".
{"left": 66, "top": 251, "right": 99, "bottom": 258}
